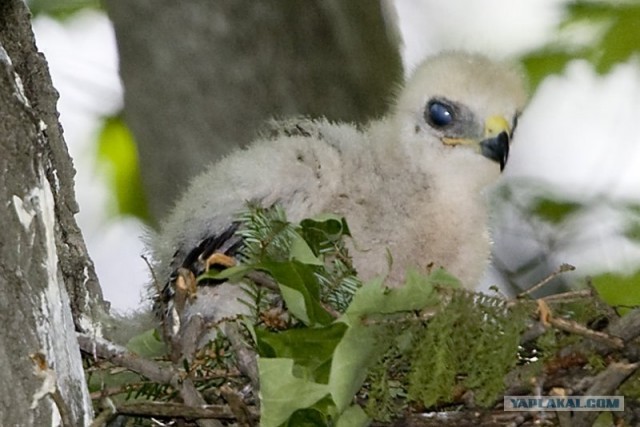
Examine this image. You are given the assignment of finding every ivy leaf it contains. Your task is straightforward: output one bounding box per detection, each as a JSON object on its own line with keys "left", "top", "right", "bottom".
{"left": 345, "top": 268, "right": 446, "bottom": 316}
{"left": 301, "top": 213, "right": 351, "bottom": 237}
{"left": 299, "top": 214, "right": 351, "bottom": 256}
{"left": 258, "top": 358, "right": 331, "bottom": 427}
{"left": 290, "top": 232, "right": 324, "bottom": 266}
{"left": 258, "top": 260, "right": 334, "bottom": 326}
{"left": 335, "top": 405, "right": 369, "bottom": 427}
{"left": 329, "top": 269, "right": 446, "bottom": 411}
{"left": 256, "top": 323, "right": 347, "bottom": 384}
{"left": 285, "top": 408, "right": 328, "bottom": 427}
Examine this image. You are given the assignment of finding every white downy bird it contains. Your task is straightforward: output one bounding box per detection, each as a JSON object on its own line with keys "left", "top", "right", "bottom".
{"left": 149, "top": 52, "right": 527, "bottom": 331}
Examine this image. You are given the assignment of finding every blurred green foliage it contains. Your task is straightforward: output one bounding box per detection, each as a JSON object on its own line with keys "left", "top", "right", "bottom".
{"left": 523, "top": 0, "right": 640, "bottom": 90}
{"left": 126, "top": 328, "right": 167, "bottom": 359}
{"left": 531, "top": 198, "right": 582, "bottom": 224}
{"left": 29, "top": 0, "right": 102, "bottom": 18}
{"left": 495, "top": 179, "right": 640, "bottom": 307}
{"left": 592, "top": 271, "right": 640, "bottom": 315}
{"left": 97, "top": 116, "right": 151, "bottom": 223}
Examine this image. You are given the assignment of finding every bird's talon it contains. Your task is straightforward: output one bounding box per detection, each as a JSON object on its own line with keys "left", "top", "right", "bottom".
{"left": 172, "top": 267, "right": 198, "bottom": 317}
{"left": 205, "top": 252, "right": 237, "bottom": 271}
{"left": 537, "top": 299, "right": 552, "bottom": 327}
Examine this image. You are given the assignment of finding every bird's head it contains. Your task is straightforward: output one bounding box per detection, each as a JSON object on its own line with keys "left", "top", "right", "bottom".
{"left": 391, "top": 52, "right": 527, "bottom": 181}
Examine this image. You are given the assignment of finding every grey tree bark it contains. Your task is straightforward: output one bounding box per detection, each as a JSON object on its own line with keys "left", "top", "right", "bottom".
{"left": 0, "top": 1, "right": 105, "bottom": 425}
{"left": 105, "top": 0, "right": 403, "bottom": 223}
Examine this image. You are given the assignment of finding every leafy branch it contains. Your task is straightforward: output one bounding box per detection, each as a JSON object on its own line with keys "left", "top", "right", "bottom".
{"left": 79, "top": 204, "right": 640, "bottom": 426}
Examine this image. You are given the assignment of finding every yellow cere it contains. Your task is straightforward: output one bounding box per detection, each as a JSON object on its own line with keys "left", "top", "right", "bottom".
{"left": 484, "top": 115, "right": 510, "bottom": 138}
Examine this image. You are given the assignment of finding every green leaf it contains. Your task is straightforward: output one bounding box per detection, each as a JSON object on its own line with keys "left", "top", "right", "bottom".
{"left": 280, "top": 285, "right": 313, "bottom": 324}
{"left": 520, "top": 1, "right": 640, "bottom": 90}
{"left": 523, "top": 0, "right": 640, "bottom": 89}
{"left": 564, "top": 1, "right": 640, "bottom": 74}
{"left": 258, "top": 358, "right": 330, "bottom": 427}
{"left": 126, "top": 328, "right": 167, "bottom": 358}
{"left": 521, "top": 50, "right": 577, "bottom": 91}
{"left": 592, "top": 271, "right": 640, "bottom": 315}
{"left": 299, "top": 214, "right": 351, "bottom": 256}
{"left": 335, "top": 405, "right": 369, "bottom": 427}
{"left": 290, "top": 232, "right": 324, "bottom": 266}
{"left": 97, "top": 116, "right": 151, "bottom": 223}
{"left": 617, "top": 205, "right": 640, "bottom": 242}
{"left": 345, "top": 268, "right": 447, "bottom": 317}
{"left": 30, "top": 0, "right": 102, "bottom": 18}
{"left": 329, "top": 269, "right": 446, "bottom": 411}
{"left": 301, "top": 213, "right": 351, "bottom": 237}
{"left": 329, "top": 317, "right": 380, "bottom": 413}
{"left": 256, "top": 323, "right": 348, "bottom": 383}
{"left": 87, "top": 369, "right": 141, "bottom": 396}
{"left": 258, "top": 260, "right": 334, "bottom": 326}
{"left": 624, "top": 221, "right": 640, "bottom": 242}
{"left": 531, "top": 198, "right": 581, "bottom": 224}
{"left": 285, "top": 408, "right": 328, "bottom": 427}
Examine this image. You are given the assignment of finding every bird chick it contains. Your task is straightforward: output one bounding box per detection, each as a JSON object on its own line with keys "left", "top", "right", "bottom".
{"left": 150, "top": 52, "right": 527, "bottom": 329}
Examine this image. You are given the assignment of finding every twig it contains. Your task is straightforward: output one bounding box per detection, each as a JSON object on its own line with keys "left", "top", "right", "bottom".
{"left": 77, "top": 333, "right": 174, "bottom": 384}
{"left": 189, "top": 367, "right": 243, "bottom": 381}
{"left": 571, "top": 361, "right": 639, "bottom": 427}
{"left": 179, "top": 378, "right": 223, "bottom": 427}
{"left": 360, "top": 307, "right": 439, "bottom": 326}
{"left": 89, "top": 398, "right": 116, "bottom": 427}
{"left": 246, "top": 270, "right": 279, "bottom": 291}
{"left": 548, "top": 316, "right": 624, "bottom": 349}
{"left": 178, "top": 313, "right": 206, "bottom": 365}
{"left": 606, "top": 307, "right": 640, "bottom": 343}
{"left": 518, "top": 264, "right": 575, "bottom": 298}
{"left": 540, "top": 289, "right": 592, "bottom": 303}
{"left": 171, "top": 314, "right": 227, "bottom": 427}
{"left": 89, "top": 383, "right": 144, "bottom": 400}
{"left": 113, "top": 400, "right": 259, "bottom": 420}
{"left": 519, "top": 319, "right": 547, "bottom": 344}
{"left": 141, "top": 254, "right": 162, "bottom": 295}
{"left": 321, "top": 302, "right": 341, "bottom": 319}
{"left": 77, "top": 333, "right": 223, "bottom": 427}
{"left": 579, "top": 308, "right": 640, "bottom": 360}
{"left": 220, "top": 383, "right": 255, "bottom": 426}
{"left": 370, "top": 410, "right": 538, "bottom": 426}
{"left": 587, "top": 361, "right": 638, "bottom": 395}
{"left": 169, "top": 276, "right": 250, "bottom": 427}
{"left": 175, "top": 327, "right": 227, "bottom": 427}
{"left": 223, "top": 323, "right": 260, "bottom": 393}
{"left": 90, "top": 411, "right": 114, "bottom": 427}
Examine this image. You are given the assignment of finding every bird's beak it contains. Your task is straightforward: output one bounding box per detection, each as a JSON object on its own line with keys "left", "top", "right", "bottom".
{"left": 479, "top": 115, "right": 511, "bottom": 171}
{"left": 440, "top": 115, "right": 512, "bottom": 171}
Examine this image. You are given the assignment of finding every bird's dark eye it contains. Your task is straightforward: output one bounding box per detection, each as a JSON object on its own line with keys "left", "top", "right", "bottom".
{"left": 426, "top": 101, "right": 454, "bottom": 128}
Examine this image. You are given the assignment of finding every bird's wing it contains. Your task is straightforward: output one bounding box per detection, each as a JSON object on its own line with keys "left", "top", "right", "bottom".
{"left": 150, "top": 118, "right": 353, "bottom": 322}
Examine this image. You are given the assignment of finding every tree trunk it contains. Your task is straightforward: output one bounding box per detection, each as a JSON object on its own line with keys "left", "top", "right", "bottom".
{"left": 105, "top": 0, "right": 403, "bottom": 223}
{"left": 0, "top": 1, "right": 105, "bottom": 425}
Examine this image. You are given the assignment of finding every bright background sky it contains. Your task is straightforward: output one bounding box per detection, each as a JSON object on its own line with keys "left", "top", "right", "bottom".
{"left": 32, "top": 1, "right": 640, "bottom": 311}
